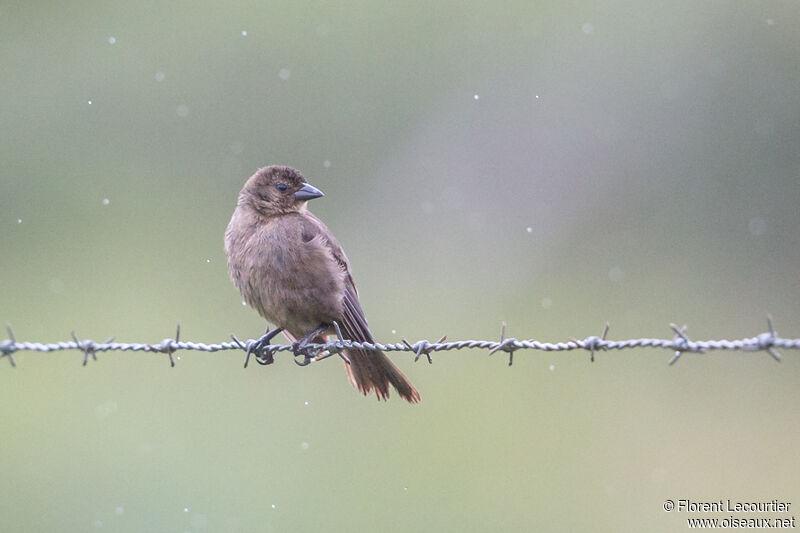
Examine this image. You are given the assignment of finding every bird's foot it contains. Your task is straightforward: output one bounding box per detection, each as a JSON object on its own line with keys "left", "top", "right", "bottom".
{"left": 291, "top": 323, "right": 331, "bottom": 366}
{"left": 249, "top": 327, "right": 283, "bottom": 366}
{"left": 292, "top": 341, "right": 316, "bottom": 366}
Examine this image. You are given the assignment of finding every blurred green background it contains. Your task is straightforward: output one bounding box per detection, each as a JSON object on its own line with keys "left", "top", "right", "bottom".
{"left": 2, "top": 1, "right": 799, "bottom": 531}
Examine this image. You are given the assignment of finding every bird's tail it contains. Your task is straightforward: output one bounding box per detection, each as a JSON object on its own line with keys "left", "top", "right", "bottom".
{"left": 342, "top": 345, "right": 420, "bottom": 404}
{"left": 284, "top": 330, "right": 420, "bottom": 403}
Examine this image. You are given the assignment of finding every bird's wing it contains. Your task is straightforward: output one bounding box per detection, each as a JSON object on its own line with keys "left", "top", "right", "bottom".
{"left": 298, "top": 211, "right": 419, "bottom": 402}
{"left": 299, "top": 212, "right": 373, "bottom": 343}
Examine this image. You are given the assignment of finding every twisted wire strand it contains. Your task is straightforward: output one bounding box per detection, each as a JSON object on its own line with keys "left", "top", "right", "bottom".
{"left": 0, "top": 319, "right": 796, "bottom": 367}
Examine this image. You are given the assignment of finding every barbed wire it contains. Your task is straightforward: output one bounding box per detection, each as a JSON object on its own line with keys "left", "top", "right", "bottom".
{"left": 0, "top": 316, "right": 797, "bottom": 369}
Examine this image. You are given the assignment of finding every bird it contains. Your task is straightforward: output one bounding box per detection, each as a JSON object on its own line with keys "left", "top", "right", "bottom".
{"left": 224, "top": 165, "right": 420, "bottom": 403}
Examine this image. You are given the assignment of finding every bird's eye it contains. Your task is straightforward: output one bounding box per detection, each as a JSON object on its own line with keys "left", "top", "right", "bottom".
{"left": 276, "top": 183, "right": 288, "bottom": 192}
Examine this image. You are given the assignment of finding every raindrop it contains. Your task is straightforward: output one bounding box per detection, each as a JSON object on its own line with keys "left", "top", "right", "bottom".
{"left": 748, "top": 216, "right": 766, "bottom": 236}
{"left": 49, "top": 278, "right": 64, "bottom": 294}
{"left": 526, "top": 227, "right": 532, "bottom": 233}
{"left": 271, "top": 504, "right": 276, "bottom": 509}
{"left": 176, "top": 104, "right": 190, "bottom": 118}
{"left": 608, "top": 266, "right": 623, "bottom": 282}
{"left": 102, "top": 198, "right": 110, "bottom": 205}
{"left": 241, "top": 30, "right": 248, "bottom": 36}
{"left": 473, "top": 94, "right": 479, "bottom": 100}
{"left": 108, "top": 36, "right": 116, "bottom": 44}
{"left": 278, "top": 68, "right": 291, "bottom": 80}
{"left": 88, "top": 100, "right": 93, "bottom": 105}
{"left": 549, "top": 364, "right": 555, "bottom": 371}
{"left": 17, "top": 219, "right": 22, "bottom": 224}
{"left": 115, "top": 507, "right": 124, "bottom": 516}
{"left": 323, "top": 160, "right": 331, "bottom": 168}
{"left": 300, "top": 441, "right": 309, "bottom": 450}
{"left": 155, "top": 71, "right": 165, "bottom": 82}
{"left": 206, "top": 259, "right": 211, "bottom": 263}
{"left": 93, "top": 520, "right": 103, "bottom": 528}
{"left": 581, "top": 23, "right": 594, "bottom": 34}
{"left": 541, "top": 297, "right": 552, "bottom": 309}
{"left": 94, "top": 400, "right": 117, "bottom": 419}
{"left": 391, "top": 329, "right": 396, "bottom": 335}
{"left": 755, "top": 119, "right": 774, "bottom": 137}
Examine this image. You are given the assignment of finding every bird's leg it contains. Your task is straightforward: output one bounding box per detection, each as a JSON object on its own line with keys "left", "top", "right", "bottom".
{"left": 251, "top": 326, "right": 284, "bottom": 366}
{"left": 293, "top": 323, "right": 330, "bottom": 366}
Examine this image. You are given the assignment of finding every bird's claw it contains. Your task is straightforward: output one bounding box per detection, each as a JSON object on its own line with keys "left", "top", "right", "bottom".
{"left": 253, "top": 341, "right": 275, "bottom": 365}
{"left": 243, "top": 337, "right": 274, "bottom": 366}
{"left": 247, "top": 327, "right": 283, "bottom": 366}
{"left": 292, "top": 342, "right": 315, "bottom": 366}
{"left": 293, "top": 354, "right": 313, "bottom": 366}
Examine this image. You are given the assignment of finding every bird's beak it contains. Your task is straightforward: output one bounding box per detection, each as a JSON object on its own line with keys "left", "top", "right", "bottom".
{"left": 295, "top": 183, "right": 324, "bottom": 201}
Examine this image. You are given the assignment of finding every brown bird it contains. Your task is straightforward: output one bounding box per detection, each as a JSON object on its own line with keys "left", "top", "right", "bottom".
{"left": 224, "top": 165, "right": 420, "bottom": 403}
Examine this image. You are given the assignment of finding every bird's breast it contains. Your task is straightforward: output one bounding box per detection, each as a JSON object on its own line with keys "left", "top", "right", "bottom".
{"left": 228, "top": 217, "right": 346, "bottom": 334}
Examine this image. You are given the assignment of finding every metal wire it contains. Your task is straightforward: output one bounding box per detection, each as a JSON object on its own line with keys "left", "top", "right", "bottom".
{"left": 0, "top": 317, "right": 796, "bottom": 368}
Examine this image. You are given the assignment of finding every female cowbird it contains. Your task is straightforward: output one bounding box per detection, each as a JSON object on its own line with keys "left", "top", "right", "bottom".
{"left": 225, "top": 165, "right": 420, "bottom": 403}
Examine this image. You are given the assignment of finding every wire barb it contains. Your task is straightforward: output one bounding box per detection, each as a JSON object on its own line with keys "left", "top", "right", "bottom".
{"left": 489, "top": 322, "right": 519, "bottom": 366}
{"left": 667, "top": 323, "right": 708, "bottom": 365}
{"left": 148, "top": 323, "right": 180, "bottom": 367}
{"left": 402, "top": 335, "right": 444, "bottom": 364}
{"left": 760, "top": 314, "right": 782, "bottom": 362}
{"left": 230, "top": 333, "right": 251, "bottom": 367}
{"left": 1, "top": 323, "right": 18, "bottom": 367}
{"left": 71, "top": 331, "right": 112, "bottom": 366}
{"left": 310, "top": 321, "right": 351, "bottom": 365}
{"left": 572, "top": 322, "right": 610, "bottom": 362}
{"left": 668, "top": 323, "right": 689, "bottom": 365}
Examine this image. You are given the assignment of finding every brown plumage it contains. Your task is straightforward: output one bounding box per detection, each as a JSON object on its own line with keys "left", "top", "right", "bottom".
{"left": 224, "top": 165, "right": 420, "bottom": 403}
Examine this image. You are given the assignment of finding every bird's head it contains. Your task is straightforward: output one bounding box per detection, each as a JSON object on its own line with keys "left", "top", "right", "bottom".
{"left": 238, "top": 165, "right": 324, "bottom": 216}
